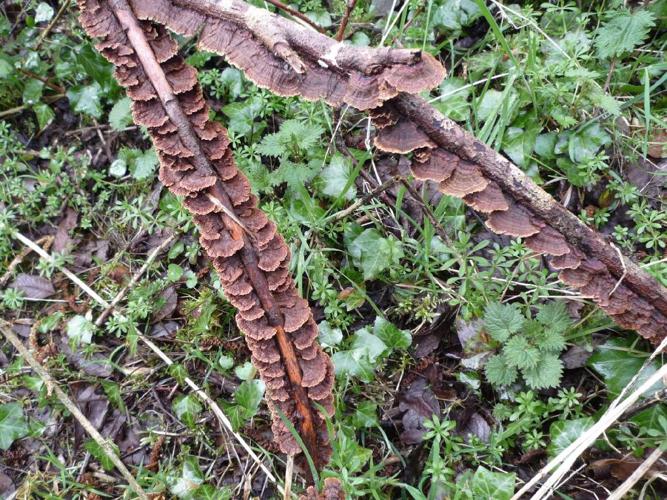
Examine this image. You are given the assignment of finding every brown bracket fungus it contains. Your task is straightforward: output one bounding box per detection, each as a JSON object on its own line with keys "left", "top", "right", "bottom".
{"left": 77, "top": 0, "right": 335, "bottom": 474}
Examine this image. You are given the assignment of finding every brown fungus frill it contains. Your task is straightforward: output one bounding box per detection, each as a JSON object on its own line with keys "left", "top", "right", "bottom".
{"left": 127, "top": 0, "right": 446, "bottom": 110}
{"left": 77, "top": 0, "right": 334, "bottom": 470}
{"left": 370, "top": 103, "right": 667, "bottom": 342}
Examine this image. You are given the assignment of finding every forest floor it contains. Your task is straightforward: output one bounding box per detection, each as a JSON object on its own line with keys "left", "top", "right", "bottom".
{"left": 1, "top": 1, "right": 666, "bottom": 499}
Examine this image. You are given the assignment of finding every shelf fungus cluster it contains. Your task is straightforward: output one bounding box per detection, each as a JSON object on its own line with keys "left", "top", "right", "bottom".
{"left": 371, "top": 101, "right": 667, "bottom": 342}
{"left": 126, "top": 0, "right": 445, "bottom": 111}
{"left": 77, "top": 0, "right": 336, "bottom": 471}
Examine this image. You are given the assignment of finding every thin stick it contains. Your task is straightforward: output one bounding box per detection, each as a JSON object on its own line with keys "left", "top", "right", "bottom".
{"left": 335, "top": 0, "right": 357, "bottom": 41}
{"left": 283, "top": 455, "right": 294, "bottom": 500}
{"left": 264, "top": 0, "right": 324, "bottom": 33}
{"left": 326, "top": 175, "right": 401, "bottom": 222}
{"left": 94, "top": 233, "right": 176, "bottom": 326}
{"left": 608, "top": 448, "right": 664, "bottom": 500}
{"left": 0, "top": 321, "right": 148, "bottom": 500}
{"left": 512, "top": 359, "right": 667, "bottom": 499}
{"left": 0, "top": 235, "right": 53, "bottom": 287}
{"left": 11, "top": 231, "right": 283, "bottom": 494}
{"left": 35, "top": 0, "right": 69, "bottom": 49}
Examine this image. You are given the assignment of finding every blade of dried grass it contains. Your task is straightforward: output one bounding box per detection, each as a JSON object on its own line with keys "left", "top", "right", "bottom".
{"left": 513, "top": 335, "right": 667, "bottom": 499}
{"left": 0, "top": 320, "right": 148, "bottom": 500}
{"left": 11, "top": 231, "right": 283, "bottom": 494}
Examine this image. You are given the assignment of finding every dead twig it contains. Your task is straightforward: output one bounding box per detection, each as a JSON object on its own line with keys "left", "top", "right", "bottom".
{"left": 326, "top": 175, "right": 401, "bottom": 222}
{"left": 94, "top": 233, "right": 176, "bottom": 326}
{"left": 35, "top": 0, "right": 70, "bottom": 49}
{"left": 0, "top": 320, "right": 148, "bottom": 500}
{"left": 335, "top": 0, "right": 357, "bottom": 41}
{"left": 608, "top": 448, "right": 664, "bottom": 500}
{"left": 11, "top": 230, "right": 284, "bottom": 495}
{"left": 0, "top": 235, "right": 53, "bottom": 287}
{"left": 264, "top": 0, "right": 324, "bottom": 33}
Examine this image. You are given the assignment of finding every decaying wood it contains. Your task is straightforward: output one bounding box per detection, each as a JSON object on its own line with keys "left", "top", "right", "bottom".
{"left": 76, "top": 0, "right": 335, "bottom": 473}
{"left": 142, "top": 0, "right": 667, "bottom": 342}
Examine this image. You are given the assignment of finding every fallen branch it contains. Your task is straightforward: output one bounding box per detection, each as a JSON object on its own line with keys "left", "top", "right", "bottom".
{"left": 0, "top": 320, "right": 148, "bottom": 500}
{"left": 146, "top": 0, "right": 667, "bottom": 342}
{"left": 77, "top": 0, "right": 336, "bottom": 477}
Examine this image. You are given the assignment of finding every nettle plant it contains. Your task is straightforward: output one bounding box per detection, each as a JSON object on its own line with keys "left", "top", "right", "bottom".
{"left": 483, "top": 302, "right": 572, "bottom": 390}
{"left": 72, "top": 0, "right": 667, "bottom": 494}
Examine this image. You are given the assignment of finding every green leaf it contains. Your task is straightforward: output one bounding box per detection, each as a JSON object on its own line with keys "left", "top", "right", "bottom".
{"left": 372, "top": 317, "right": 411, "bottom": 351}
{"left": 33, "top": 103, "right": 54, "bottom": 130}
{"left": 588, "top": 338, "right": 662, "bottom": 398}
{"left": 234, "top": 379, "right": 264, "bottom": 415}
{"left": 502, "top": 336, "right": 541, "bottom": 370}
{"left": 320, "top": 154, "right": 357, "bottom": 201}
{"left": 348, "top": 229, "right": 402, "bottom": 280}
{"left": 568, "top": 123, "right": 611, "bottom": 163}
{"left": 222, "top": 96, "right": 264, "bottom": 138}
{"left": 548, "top": 417, "right": 593, "bottom": 457}
{"left": 471, "top": 466, "right": 515, "bottom": 500}
{"left": 67, "top": 314, "right": 95, "bottom": 345}
{"left": 332, "top": 348, "right": 375, "bottom": 382}
{"left": 477, "top": 89, "right": 504, "bottom": 122}
{"left": 109, "top": 158, "right": 127, "bottom": 177}
{"left": 34, "top": 3, "right": 54, "bottom": 23}
{"left": 483, "top": 302, "right": 525, "bottom": 342}
{"left": 433, "top": 77, "right": 471, "bottom": 121}
{"left": 22, "top": 79, "right": 44, "bottom": 105}
{"left": 167, "top": 264, "right": 184, "bottom": 282}
{"left": 172, "top": 394, "right": 203, "bottom": 428}
{"left": 84, "top": 439, "right": 119, "bottom": 471}
{"left": 318, "top": 320, "right": 343, "bottom": 348}
{"left": 217, "top": 354, "right": 234, "bottom": 371}
{"left": 484, "top": 354, "right": 518, "bottom": 387}
{"left": 67, "top": 83, "right": 103, "bottom": 118}
{"left": 352, "top": 401, "right": 378, "bottom": 428}
{"left": 234, "top": 361, "right": 255, "bottom": 381}
{"left": 595, "top": 10, "right": 655, "bottom": 59}
{"left": 109, "top": 97, "right": 132, "bottom": 131}
{"left": 170, "top": 456, "right": 204, "bottom": 498}
{"left": 523, "top": 353, "right": 563, "bottom": 389}
{"left": 0, "top": 403, "right": 30, "bottom": 450}
{"left": 536, "top": 302, "right": 572, "bottom": 335}
{"left": 352, "top": 328, "right": 388, "bottom": 362}
{"left": 131, "top": 148, "right": 158, "bottom": 180}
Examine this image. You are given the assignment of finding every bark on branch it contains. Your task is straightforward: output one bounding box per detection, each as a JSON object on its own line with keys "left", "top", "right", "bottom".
{"left": 143, "top": 0, "right": 667, "bottom": 342}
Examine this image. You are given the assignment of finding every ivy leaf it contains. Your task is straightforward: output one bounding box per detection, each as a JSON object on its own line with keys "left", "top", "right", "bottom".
{"left": 595, "top": 10, "right": 655, "bottom": 59}
{"left": 318, "top": 321, "right": 343, "bottom": 348}
{"left": 433, "top": 77, "right": 471, "bottom": 121}
{"left": 109, "top": 97, "right": 132, "bottom": 131}
{"left": 332, "top": 348, "right": 375, "bottom": 382}
{"left": 588, "top": 338, "right": 662, "bottom": 398}
{"left": 233, "top": 361, "right": 255, "bottom": 381}
{"left": 172, "top": 394, "right": 203, "bottom": 428}
{"left": 0, "top": 403, "right": 30, "bottom": 450}
{"left": 67, "top": 83, "right": 103, "bottom": 118}
{"left": 33, "top": 103, "right": 54, "bottom": 130}
{"left": 568, "top": 123, "right": 611, "bottom": 164}
{"left": 373, "top": 317, "right": 411, "bottom": 351}
{"left": 169, "top": 456, "right": 204, "bottom": 498}
{"left": 484, "top": 354, "right": 518, "bottom": 387}
{"left": 22, "top": 79, "right": 44, "bottom": 106}
{"left": 548, "top": 417, "right": 593, "bottom": 457}
{"left": 132, "top": 148, "right": 158, "bottom": 180}
{"left": 471, "top": 466, "right": 515, "bottom": 500}
{"left": 348, "top": 229, "right": 402, "bottom": 280}
{"left": 224, "top": 380, "right": 265, "bottom": 429}
{"left": 320, "top": 154, "right": 357, "bottom": 201}
{"left": 522, "top": 353, "right": 563, "bottom": 389}
{"left": 34, "top": 3, "right": 54, "bottom": 23}
{"left": 352, "top": 328, "right": 388, "bottom": 362}
{"left": 483, "top": 302, "right": 524, "bottom": 343}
